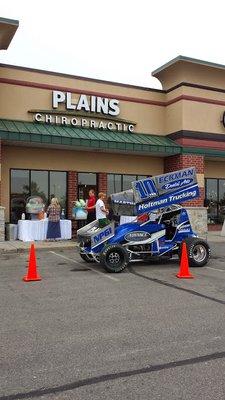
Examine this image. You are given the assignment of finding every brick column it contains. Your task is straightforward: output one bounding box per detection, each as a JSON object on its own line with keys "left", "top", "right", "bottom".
{"left": 67, "top": 171, "right": 78, "bottom": 237}
{"left": 164, "top": 154, "right": 205, "bottom": 207}
{"left": 98, "top": 173, "right": 108, "bottom": 193}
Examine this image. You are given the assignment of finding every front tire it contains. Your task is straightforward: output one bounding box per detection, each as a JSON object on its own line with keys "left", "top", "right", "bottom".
{"left": 181, "top": 238, "right": 211, "bottom": 267}
{"left": 100, "top": 244, "right": 129, "bottom": 273}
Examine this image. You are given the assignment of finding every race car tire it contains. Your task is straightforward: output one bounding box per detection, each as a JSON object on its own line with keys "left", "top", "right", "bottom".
{"left": 100, "top": 244, "right": 129, "bottom": 273}
{"left": 180, "top": 238, "right": 211, "bottom": 267}
{"left": 79, "top": 252, "right": 95, "bottom": 263}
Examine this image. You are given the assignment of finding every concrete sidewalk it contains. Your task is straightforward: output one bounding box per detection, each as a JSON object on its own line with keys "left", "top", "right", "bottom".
{"left": 0, "top": 231, "right": 224, "bottom": 254}
{"left": 203, "top": 230, "right": 225, "bottom": 243}
{"left": 0, "top": 239, "right": 78, "bottom": 254}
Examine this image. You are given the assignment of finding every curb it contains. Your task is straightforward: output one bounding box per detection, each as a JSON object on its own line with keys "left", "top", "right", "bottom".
{"left": 0, "top": 242, "right": 79, "bottom": 254}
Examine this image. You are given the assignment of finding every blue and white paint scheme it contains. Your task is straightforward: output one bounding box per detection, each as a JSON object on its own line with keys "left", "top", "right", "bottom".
{"left": 78, "top": 167, "right": 200, "bottom": 261}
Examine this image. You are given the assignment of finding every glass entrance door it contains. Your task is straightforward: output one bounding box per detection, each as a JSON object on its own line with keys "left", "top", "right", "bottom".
{"left": 78, "top": 173, "right": 97, "bottom": 201}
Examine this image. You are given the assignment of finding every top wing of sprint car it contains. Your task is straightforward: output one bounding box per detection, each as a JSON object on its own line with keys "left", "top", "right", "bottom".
{"left": 77, "top": 167, "right": 211, "bottom": 272}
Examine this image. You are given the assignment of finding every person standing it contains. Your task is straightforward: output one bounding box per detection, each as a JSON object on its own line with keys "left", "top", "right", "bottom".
{"left": 85, "top": 189, "right": 96, "bottom": 224}
{"left": 46, "top": 197, "right": 61, "bottom": 240}
{"left": 96, "top": 192, "right": 109, "bottom": 228}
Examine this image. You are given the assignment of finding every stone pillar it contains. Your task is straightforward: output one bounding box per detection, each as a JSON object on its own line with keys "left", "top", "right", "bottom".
{"left": 98, "top": 173, "right": 108, "bottom": 193}
{"left": 0, "top": 139, "right": 1, "bottom": 207}
{"left": 164, "top": 153, "right": 207, "bottom": 235}
{"left": 0, "top": 207, "right": 5, "bottom": 242}
{"left": 67, "top": 171, "right": 78, "bottom": 238}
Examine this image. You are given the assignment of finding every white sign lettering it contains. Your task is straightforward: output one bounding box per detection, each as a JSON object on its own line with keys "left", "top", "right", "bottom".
{"left": 52, "top": 90, "right": 120, "bottom": 116}
{"left": 34, "top": 113, "right": 135, "bottom": 132}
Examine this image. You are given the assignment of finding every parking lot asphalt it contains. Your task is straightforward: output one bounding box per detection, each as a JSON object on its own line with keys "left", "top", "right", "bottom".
{"left": 1, "top": 241, "right": 225, "bottom": 400}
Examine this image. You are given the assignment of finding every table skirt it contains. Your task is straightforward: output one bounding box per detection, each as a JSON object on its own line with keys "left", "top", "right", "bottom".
{"left": 18, "top": 219, "right": 72, "bottom": 242}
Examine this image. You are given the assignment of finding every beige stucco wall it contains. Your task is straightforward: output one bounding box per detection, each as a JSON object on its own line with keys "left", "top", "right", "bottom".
{"left": 0, "top": 65, "right": 167, "bottom": 135}
{"left": 165, "top": 101, "right": 184, "bottom": 134}
{"left": 0, "top": 65, "right": 165, "bottom": 101}
{"left": 205, "top": 160, "right": 225, "bottom": 178}
{"left": 2, "top": 63, "right": 225, "bottom": 137}
{"left": 2, "top": 145, "right": 164, "bottom": 221}
{"left": 0, "top": 83, "right": 165, "bottom": 135}
{"left": 182, "top": 101, "right": 225, "bottom": 134}
{"left": 154, "top": 61, "right": 225, "bottom": 91}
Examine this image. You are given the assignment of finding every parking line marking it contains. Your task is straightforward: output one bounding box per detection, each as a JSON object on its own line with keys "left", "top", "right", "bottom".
{"left": 49, "top": 251, "right": 119, "bottom": 282}
{"left": 206, "top": 267, "right": 225, "bottom": 272}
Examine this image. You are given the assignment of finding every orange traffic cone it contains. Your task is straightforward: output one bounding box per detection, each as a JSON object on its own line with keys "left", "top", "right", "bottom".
{"left": 23, "top": 243, "right": 42, "bottom": 282}
{"left": 176, "top": 242, "right": 194, "bottom": 279}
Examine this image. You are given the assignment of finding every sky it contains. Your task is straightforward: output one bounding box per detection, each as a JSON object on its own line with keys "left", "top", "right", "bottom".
{"left": 1, "top": 0, "right": 225, "bottom": 89}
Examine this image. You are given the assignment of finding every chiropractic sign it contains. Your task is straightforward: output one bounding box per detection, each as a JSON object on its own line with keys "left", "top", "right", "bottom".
{"left": 32, "top": 90, "right": 135, "bottom": 132}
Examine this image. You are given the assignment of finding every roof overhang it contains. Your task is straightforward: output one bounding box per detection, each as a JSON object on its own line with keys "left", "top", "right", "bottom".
{"left": 152, "top": 55, "right": 225, "bottom": 77}
{"left": 0, "top": 119, "right": 182, "bottom": 157}
{"left": 0, "top": 17, "right": 19, "bottom": 50}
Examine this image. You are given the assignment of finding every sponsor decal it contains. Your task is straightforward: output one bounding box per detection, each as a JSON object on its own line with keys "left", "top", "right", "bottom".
{"left": 157, "top": 168, "right": 195, "bottom": 184}
{"left": 155, "top": 167, "right": 197, "bottom": 195}
{"left": 91, "top": 223, "right": 115, "bottom": 248}
{"left": 136, "top": 184, "right": 199, "bottom": 215}
{"left": 132, "top": 178, "right": 158, "bottom": 202}
{"left": 132, "top": 168, "right": 197, "bottom": 204}
{"left": 125, "top": 231, "right": 151, "bottom": 242}
{"left": 161, "top": 178, "right": 192, "bottom": 191}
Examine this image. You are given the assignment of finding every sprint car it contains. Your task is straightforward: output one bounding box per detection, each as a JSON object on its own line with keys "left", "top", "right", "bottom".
{"left": 77, "top": 204, "right": 211, "bottom": 273}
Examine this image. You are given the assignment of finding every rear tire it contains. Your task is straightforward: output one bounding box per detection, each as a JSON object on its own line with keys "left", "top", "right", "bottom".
{"left": 100, "top": 244, "right": 129, "bottom": 273}
{"left": 180, "top": 238, "right": 210, "bottom": 267}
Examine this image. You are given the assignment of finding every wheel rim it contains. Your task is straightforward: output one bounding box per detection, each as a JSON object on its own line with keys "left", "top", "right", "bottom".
{"left": 108, "top": 251, "right": 122, "bottom": 265}
{"left": 192, "top": 244, "right": 207, "bottom": 262}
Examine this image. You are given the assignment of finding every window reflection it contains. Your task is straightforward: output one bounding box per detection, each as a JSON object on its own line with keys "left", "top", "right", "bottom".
{"left": 205, "top": 178, "right": 225, "bottom": 224}
{"left": 107, "top": 174, "right": 148, "bottom": 195}
{"left": 107, "top": 174, "right": 122, "bottom": 194}
{"left": 78, "top": 173, "right": 96, "bottom": 186}
{"left": 10, "top": 170, "right": 67, "bottom": 222}
{"left": 11, "top": 170, "right": 29, "bottom": 223}
{"left": 50, "top": 172, "right": 67, "bottom": 210}
{"left": 78, "top": 173, "right": 97, "bottom": 200}
{"left": 219, "top": 179, "right": 225, "bottom": 220}
{"left": 31, "top": 171, "right": 48, "bottom": 205}
{"left": 123, "top": 175, "right": 136, "bottom": 191}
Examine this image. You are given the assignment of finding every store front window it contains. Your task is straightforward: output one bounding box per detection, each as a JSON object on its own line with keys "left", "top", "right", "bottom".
{"left": 205, "top": 178, "right": 225, "bottom": 224}
{"left": 107, "top": 174, "right": 149, "bottom": 195}
{"left": 10, "top": 169, "right": 67, "bottom": 223}
{"left": 50, "top": 172, "right": 67, "bottom": 210}
{"left": 11, "top": 170, "right": 29, "bottom": 223}
{"left": 78, "top": 173, "right": 97, "bottom": 201}
{"left": 30, "top": 171, "right": 48, "bottom": 204}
